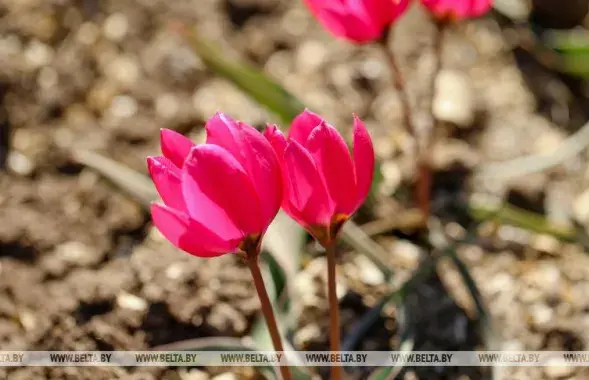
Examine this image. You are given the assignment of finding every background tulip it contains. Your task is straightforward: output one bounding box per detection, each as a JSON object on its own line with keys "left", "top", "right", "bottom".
{"left": 265, "top": 110, "right": 374, "bottom": 245}
{"left": 422, "top": 0, "right": 493, "bottom": 20}
{"left": 303, "top": 0, "right": 410, "bottom": 43}
{"left": 148, "top": 113, "right": 282, "bottom": 258}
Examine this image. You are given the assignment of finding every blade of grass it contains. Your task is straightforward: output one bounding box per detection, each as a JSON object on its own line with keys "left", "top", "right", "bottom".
{"left": 180, "top": 25, "right": 304, "bottom": 125}
{"left": 151, "top": 337, "right": 280, "bottom": 380}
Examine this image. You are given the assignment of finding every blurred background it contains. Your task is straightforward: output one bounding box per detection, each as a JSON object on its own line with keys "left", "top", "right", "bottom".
{"left": 3, "top": 0, "right": 589, "bottom": 379}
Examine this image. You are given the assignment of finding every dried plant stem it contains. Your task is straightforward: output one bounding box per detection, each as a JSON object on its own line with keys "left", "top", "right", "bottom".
{"left": 246, "top": 255, "right": 292, "bottom": 380}
{"left": 325, "top": 242, "right": 342, "bottom": 380}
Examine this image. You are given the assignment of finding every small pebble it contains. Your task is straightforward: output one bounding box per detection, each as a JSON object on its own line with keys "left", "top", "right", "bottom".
{"left": 103, "top": 13, "right": 129, "bottom": 42}
{"left": 19, "top": 310, "right": 37, "bottom": 332}
{"left": 55, "top": 241, "right": 98, "bottom": 266}
{"left": 155, "top": 93, "right": 180, "bottom": 119}
{"left": 165, "top": 263, "right": 185, "bottom": 280}
{"left": 24, "top": 40, "right": 54, "bottom": 68}
{"left": 573, "top": 189, "right": 589, "bottom": 224}
{"left": 529, "top": 303, "right": 554, "bottom": 326}
{"left": 37, "top": 67, "right": 58, "bottom": 89}
{"left": 108, "top": 95, "right": 138, "bottom": 118}
{"left": 293, "top": 324, "right": 321, "bottom": 347}
{"left": 354, "top": 255, "right": 385, "bottom": 286}
{"left": 116, "top": 292, "right": 148, "bottom": 312}
{"left": 7, "top": 152, "right": 34, "bottom": 176}
{"left": 77, "top": 22, "right": 100, "bottom": 45}
{"left": 543, "top": 358, "right": 575, "bottom": 378}
{"left": 295, "top": 40, "right": 326, "bottom": 74}
{"left": 179, "top": 368, "right": 209, "bottom": 380}
{"left": 211, "top": 373, "right": 237, "bottom": 380}
{"left": 433, "top": 69, "right": 476, "bottom": 128}
{"left": 106, "top": 56, "right": 140, "bottom": 87}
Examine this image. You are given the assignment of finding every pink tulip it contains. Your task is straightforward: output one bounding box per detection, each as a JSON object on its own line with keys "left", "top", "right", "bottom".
{"left": 303, "top": 0, "right": 410, "bottom": 43}
{"left": 264, "top": 110, "right": 374, "bottom": 246}
{"left": 421, "top": 0, "right": 493, "bottom": 20}
{"left": 147, "top": 113, "right": 282, "bottom": 258}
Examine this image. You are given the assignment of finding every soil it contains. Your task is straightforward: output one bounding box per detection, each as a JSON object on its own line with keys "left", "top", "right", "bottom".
{"left": 2, "top": 0, "right": 589, "bottom": 379}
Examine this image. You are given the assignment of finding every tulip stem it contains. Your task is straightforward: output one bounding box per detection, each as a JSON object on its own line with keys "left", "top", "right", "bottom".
{"left": 379, "top": 30, "right": 429, "bottom": 220}
{"left": 325, "top": 242, "right": 342, "bottom": 380}
{"left": 246, "top": 255, "right": 292, "bottom": 380}
{"left": 378, "top": 33, "right": 416, "bottom": 141}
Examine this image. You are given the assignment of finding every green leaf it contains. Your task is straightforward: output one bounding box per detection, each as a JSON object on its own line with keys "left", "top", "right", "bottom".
{"left": 468, "top": 201, "right": 577, "bottom": 242}
{"left": 151, "top": 337, "right": 280, "bottom": 380}
{"left": 182, "top": 26, "right": 304, "bottom": 125}
{"left": 544, "top": 29, "right": 589, "bottom": 77}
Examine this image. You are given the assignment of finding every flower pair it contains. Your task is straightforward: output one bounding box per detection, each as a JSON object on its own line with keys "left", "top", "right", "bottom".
{"left": 148, "top": 110, "right": 374, "bottom": 257}
{"left": 304, "top": 0, "right": 494, "bottom": 43}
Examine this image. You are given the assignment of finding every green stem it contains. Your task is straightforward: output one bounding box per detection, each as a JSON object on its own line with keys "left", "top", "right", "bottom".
{"left": 246, "top": 255, "right": 292, "bottom": 380}
{"left": 325, "top": 242, "right": 342, "bottom": 380}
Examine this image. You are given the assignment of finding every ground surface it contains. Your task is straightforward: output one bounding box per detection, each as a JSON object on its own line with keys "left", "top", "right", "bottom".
{"left": 2, "top": 0, "right": 589, "bottom": 379}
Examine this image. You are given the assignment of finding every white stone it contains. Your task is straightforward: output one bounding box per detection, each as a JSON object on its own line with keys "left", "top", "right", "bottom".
{"left": 380, "top": 160, "right": 401, "bottom": 195}
{"left": 354, "top": 255, "right": 385, "bottom": 286}
{"left": 0, "top": 35, "right": 22, "bottom": 55}
{"left": 293, "top": 324, "right": 321, "bottom": 347}
{"left": 394, "top": 240, "right": 422, "bottom": 264}
{"left": 543, "top": 358, "right": 575, "bottom": 378}
{"left": 573, "top": 189, "right": 589, "bottom": 223}
{"left": 108, "top": 95, "right": 138, "bottom": 118}
{"left": 211, "top": 373, "right": 237, "bottom": 380}
{"left": 165, "top": 263, "right": 185, "bottom": 280}
{"left": 529, "top": 303, "right": 554, "bottom": 326}
{"left": 77, "top": 22, "right": 99, "bottom": 45}
{"left": 37, "top": 67, "right": 58, "bottom": 89}
{"left": 116, "top": 292, "right": 148, "bottom": 311}
{"left": 55, "top": 241, "right": 97, "bottom": 265}
{"left": 433, "top": 69, "right": 476, "bottom": 128}
{"left": 179, "top": 368, "right": 209, "bottom": 380}
{"left": 103, "top": 13, "right": 129, "bottom": 42}
{"left": 296, "top": 40, "right": 326, "bottom": 74}
{"left": 24, "top": 40, "right": 54, "bottom": 68}
{"left": 7, "top": 152, "right": 34, "bottom": 176}
{"left": 155, "top": 93, "right": 180, "bottom": 119}
{"left": 106, "top": 56, "right": 140, "bottom": 86}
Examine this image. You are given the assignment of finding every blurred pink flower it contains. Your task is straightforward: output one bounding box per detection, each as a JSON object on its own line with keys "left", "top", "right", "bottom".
{"left": 303, "top": 0, "right": 410, "bottom": 43}
{"left": 265, "top": 110, "right": 375, "bottom": 246}
{"left": 148, "top": 113, "right": 282, "bottom": 258}
{"left": 421, "top": 0, "right": 493, "bottom": 20}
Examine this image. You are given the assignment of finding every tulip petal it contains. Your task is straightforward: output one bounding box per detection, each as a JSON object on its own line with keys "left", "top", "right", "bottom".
{"left": 206, "top": 114, "right": 282, "bottom": 228}
{"left": 283, "top": 140, "right": 334, "bottom": 226}
{"left": 160, "top": 129, "right": 195, "bottom": 168}
{"left": 289, "top": 109, "right": 323, "bottom": 146}
{"left": 147, "top": 156, "right": 186, "bottom": 212}
{"left": 182, "top": 144, "right": 263, "bottom": 236}
{"left": 264, "top": 124, "right": 288, "bottom": 162}
{"left": 306, "top": 122, "right": 357, "bottom": 215}
{"left": 319, "top": 5, "right": 383, "bottom": 42}
{"left": 205, "top": 112, "right": 242, "bottom": 160}
{"left": 352, "top": 115, "right": 375, "bottom": 212}
{"left": 471, "top": 0, "right": 492, "bottom": 16}
{"left": 151, "top": 203, "right": 238, "bottom": 257}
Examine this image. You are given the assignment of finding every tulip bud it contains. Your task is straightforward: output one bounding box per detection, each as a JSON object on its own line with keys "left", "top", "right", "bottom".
{"left": 303, "top": 0, "right": 410, "bottom": 43}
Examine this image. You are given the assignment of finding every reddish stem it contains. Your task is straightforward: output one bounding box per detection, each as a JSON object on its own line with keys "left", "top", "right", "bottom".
{"left": 246, "top": 255, "right": 292, "bottom": 380}
{"left": 325, "top": 242, "right": 342, "bottom": 380}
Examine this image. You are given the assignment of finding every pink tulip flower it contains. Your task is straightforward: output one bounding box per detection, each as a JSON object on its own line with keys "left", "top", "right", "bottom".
{"left": 421, "top": 0, "right": 493, "bottom": 20}
{"left": 265, "top": 110, "right": 374, "bottom": 246}
{"left": 303, "top": 0, "right": 410, "bottom": 43}
{"left": 147, "top": 113, "right": 282, "bottom": 258}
